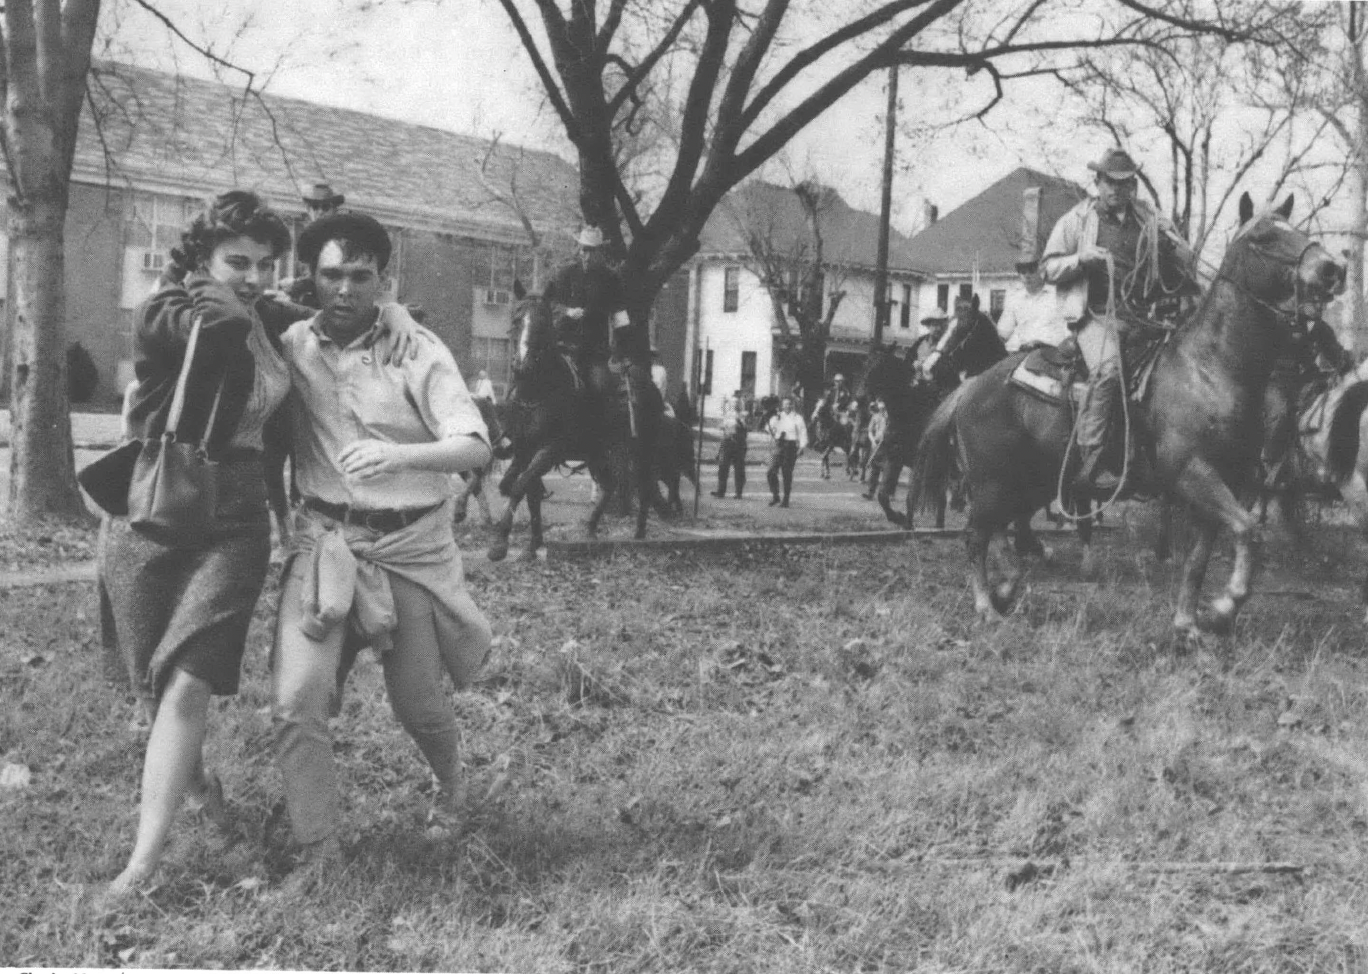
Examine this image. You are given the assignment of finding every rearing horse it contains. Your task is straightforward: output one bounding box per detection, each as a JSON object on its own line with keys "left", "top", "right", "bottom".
{"left": 488, "top": 289, "right": 660, "bottom": 561}
{"left": 911, "top": 194, "right": 1344, "bottom": 638}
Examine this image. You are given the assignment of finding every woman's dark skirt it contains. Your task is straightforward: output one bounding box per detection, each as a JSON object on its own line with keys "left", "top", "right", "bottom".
{"left": 98, "top": 457, "right": 272, "bottom": 702}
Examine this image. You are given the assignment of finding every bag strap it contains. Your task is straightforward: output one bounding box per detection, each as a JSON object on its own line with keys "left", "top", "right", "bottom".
{"left": 164, "top": 314, "right": 202, "bottom": 439}
{"left": 163, "top": 315, "right": 227, "bottom": 449}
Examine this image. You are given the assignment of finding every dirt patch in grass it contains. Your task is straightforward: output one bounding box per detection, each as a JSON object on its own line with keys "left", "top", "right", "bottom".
{"left": 4, "top": 522, "right": 1368, "bottom": 970}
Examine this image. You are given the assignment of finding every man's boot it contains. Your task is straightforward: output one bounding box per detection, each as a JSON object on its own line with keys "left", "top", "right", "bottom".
{"left": 1072, "top": 373, "right": 1123, "bottom": 496}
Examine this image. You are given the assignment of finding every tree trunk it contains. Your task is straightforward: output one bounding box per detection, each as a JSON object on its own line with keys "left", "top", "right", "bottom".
{"left": 1348, "top": 157, "right": 1367, "bottom": 355}
{"left": 8, "top": 192, "right": 85, "bottom": 520}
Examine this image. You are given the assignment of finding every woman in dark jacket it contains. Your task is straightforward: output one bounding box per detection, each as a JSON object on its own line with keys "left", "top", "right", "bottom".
{"left": 100, "top": 190, "right": 301, "bottom": 896}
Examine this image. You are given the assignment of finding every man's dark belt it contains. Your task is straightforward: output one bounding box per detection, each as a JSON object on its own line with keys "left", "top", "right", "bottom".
{"left": 304, "top": 497, "right": 442, "bottom": 533}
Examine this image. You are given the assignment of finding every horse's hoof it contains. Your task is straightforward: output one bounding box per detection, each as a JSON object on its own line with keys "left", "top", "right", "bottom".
{"left": 487, "top": 542, "right": 509, "bottom": 562}
{"left": 516, "top": 547, "right": 539, "bottom": 563}
{"left": 1197, "top": 609, "right": 1235, "bottom": 637}
{"left": 991, "top": 582, "right": 1020, "bottom": 614}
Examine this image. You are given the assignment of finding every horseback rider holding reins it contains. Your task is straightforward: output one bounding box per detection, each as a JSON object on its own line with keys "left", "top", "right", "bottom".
{"left": 1041, "top": 147, "right": 1197, "bottom": 496}
{"left": 917, "top": 293, "right": 1007, "bottom": 385}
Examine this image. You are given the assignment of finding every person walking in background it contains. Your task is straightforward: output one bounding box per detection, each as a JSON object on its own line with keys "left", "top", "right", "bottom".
{"left": 766, "top": 395, "right": 807, "bottom": 508}
{"left": 863, "top": 398, "right": 888, "bottom": 498}
{"left": 713, "top": 390, "right": 748, "bottom": 500}
{"left": 271, "top": 211, "right": 493, "bottom": 881}
{"left": 471, "top": 368, "right": 497, "bottom": 403}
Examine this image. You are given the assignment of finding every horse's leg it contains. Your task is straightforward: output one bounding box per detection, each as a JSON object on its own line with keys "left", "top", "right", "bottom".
{"left": 586, "top": 454, "right": 615, "bottom": 539}
{"left": 519, "top": 478, "right": 544, "bottom": 562}
{"left": 473, "top": 468, "right": 496, "bottom": 527}
{"left": 1077, "top": 497, "right": 1096, "bottom": 577}
{"left": 1154, "top": 499, "right": 1173, "bottom": 562}
{"left": 820, "top": 447, "right": 831, "bottom": 479}
{"left": 489, "top": 447, "right": 560, "bottom": 562}
{"left": 1341, "top": 468, "right": 1368, "bottom": 623}
{"left": 453, "top": 471, "right": 472, "bottom": 524}
{"left": 879, "top": 459, "right": 908, "bottom": 528}
{"left": 1174, "top": 457, "right": 1259, "bottom": 635}
{"left": 634, "top": 435, "right": 654, "bottom": 540}
{"left": 1173, "top": 518, "right": 1216, "bottom": 640}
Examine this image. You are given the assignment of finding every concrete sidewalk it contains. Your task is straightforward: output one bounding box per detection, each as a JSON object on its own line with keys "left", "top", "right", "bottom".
{"left": 0, "top": 410, "right": 123, "bottom": 449}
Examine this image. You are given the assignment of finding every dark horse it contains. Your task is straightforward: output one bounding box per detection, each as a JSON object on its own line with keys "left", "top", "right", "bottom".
{"left": 911, "top": 194, "right": 1344, "bottom": 637}
{"left": 855, "top": 347, "right": 949, "bottom": 527}
{"left": 860, "top": 343, "right": 1085, "bottom": 560}
{"left": 488, "top": 290, "right": 661, "bottom": 561}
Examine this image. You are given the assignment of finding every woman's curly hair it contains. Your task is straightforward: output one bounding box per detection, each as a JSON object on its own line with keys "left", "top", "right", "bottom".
{"left": 170, "top": 189, "right": 292, "bottom": 271}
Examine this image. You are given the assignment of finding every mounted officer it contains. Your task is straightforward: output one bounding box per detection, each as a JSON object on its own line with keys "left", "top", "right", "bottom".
{"left": 1041, "top": 147, "right": 1197, "bottom": 496}
{"left": 544, "top": 226, "right": 626, "bottom": 383}
{"left": 918, "top": 293, "right": 1007, "bottom": 385}
{"left": 541, "top": 224, "right": 660, "bottom": 434}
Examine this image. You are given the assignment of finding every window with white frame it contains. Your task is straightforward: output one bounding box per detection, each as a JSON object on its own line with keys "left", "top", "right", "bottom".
{"left": 723, "top": 266, "right": 740, "bottom": 312}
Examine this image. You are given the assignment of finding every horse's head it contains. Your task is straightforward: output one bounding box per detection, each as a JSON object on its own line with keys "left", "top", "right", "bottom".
{"left": 508, "top": 283, "right": 557, "bottom": 376}
{"left": 1228, "top": 193, "right": 1345, "bottom": 307}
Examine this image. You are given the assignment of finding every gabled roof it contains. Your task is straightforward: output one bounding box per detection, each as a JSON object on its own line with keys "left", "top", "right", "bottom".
{"left": 902, "top": 167, "right": 1088, "bottom": 276}
{"left": 697, "top": 180, "right": 928, "bottom": 276}
{"left": 72, "top": 62, "right": 579, "bottom": 242}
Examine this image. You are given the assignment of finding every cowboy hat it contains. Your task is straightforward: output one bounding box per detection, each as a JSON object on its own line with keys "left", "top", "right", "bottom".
{"left": 303, "top": 182, "right": 345, "bottom": 208}
{"left": 577, "top": 226, "right": 606, "bottom": 248}
{"left": 920, "top": 314, "right": 949, "bottom": 326}
{"left": 1087, "top": 148, "right": 1139, "bottom": 180}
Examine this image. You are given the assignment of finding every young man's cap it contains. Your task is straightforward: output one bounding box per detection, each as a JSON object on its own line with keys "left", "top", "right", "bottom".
{"left": 303, "top": 182, "right": 345, "bottom": 207}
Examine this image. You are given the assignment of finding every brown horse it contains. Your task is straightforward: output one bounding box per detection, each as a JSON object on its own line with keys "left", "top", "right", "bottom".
{"left": 488, "top": 290, "right": 661, "bottom": 561}
{"left": 911, "top": 194, "right": 1344, "bottom": 637}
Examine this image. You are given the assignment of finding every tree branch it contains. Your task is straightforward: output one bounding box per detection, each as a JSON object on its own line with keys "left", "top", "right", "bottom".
{"left": 607, "top": 0, "right": 704, "bottom": 117}
{"left": 497, "top": 0, "right": 581, "bottom": 142}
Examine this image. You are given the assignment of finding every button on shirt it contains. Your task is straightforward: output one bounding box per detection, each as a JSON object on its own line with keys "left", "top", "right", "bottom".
{"left": 283, "top": 316, "right": 489, "bottom": 510}
{"left": 767, "top": 411, "right": 809, "bottom": 450}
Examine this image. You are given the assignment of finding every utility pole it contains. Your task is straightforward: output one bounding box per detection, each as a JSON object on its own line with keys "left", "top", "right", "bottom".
{"left": 872, "top": 65, "right": 898, "bottom": 346}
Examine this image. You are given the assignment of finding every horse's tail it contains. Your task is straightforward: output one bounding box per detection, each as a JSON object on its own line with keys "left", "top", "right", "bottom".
{"left": 909, "top": 384, "right": 966, "bottom": 516}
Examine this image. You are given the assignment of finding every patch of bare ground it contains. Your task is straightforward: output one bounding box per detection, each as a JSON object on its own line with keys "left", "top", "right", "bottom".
{"left": 2, "top": 512, "right": 1367, "bottom": 971}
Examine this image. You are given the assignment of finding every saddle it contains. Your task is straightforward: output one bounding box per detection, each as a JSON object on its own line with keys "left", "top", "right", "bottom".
{"left": 1007, "top": 329, "right": 1172, "bottom": 409}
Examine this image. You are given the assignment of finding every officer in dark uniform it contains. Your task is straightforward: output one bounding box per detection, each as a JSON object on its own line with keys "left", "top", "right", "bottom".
{"left": 543, "top": 226, "right": 625, "bottom": 375}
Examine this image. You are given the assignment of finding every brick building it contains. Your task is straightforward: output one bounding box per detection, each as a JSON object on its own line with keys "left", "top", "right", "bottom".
{"left": 5, "top": 61, "right": 580, "bottom": 406}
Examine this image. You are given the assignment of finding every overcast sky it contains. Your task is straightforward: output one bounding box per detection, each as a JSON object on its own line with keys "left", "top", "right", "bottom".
{"left": 105, "top": 0, "right": 1336, "bottom": 242}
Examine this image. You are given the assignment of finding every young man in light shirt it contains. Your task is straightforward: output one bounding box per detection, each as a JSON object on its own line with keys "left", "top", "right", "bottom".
{"left": 271, "top": 211, "right": 493, "bottom": 877}
{"left": 996, "top": 259, "right": 1067, "bottom": 352}
{"left": 765, "top": 395, "right": 808, "bottom": 508}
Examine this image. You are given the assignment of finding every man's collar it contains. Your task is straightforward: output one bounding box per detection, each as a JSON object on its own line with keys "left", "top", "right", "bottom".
{"left": 309, "top": 309, "right": 384, "bottom": 349}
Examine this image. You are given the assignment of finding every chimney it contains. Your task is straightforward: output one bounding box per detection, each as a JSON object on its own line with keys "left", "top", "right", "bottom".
{"left": 1019, "top": 187, "right": 1041, "bottom": 265}
{"left": 922, "top": 201, "right": 938, "bottom": 228}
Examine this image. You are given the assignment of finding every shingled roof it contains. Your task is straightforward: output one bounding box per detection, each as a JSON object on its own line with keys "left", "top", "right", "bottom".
{"left": 75, "top": 62, "right": 579, "bottom": 243}
{"left": 698, "top": 180, "right": 927, "bottom": 275}
{"left": 902, "top": 167, "right": 1088, "bottom": 276}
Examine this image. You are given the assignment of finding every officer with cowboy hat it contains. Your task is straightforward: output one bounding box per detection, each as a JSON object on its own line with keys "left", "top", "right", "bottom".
{"left": 543, "top": 225, "right": 626, "bottom": 371}
{"left": 302, "top": 182, "right": 346, "bottom": 223}
{"left": 1041, "top": 146, "right": 1195, "bottom": 496}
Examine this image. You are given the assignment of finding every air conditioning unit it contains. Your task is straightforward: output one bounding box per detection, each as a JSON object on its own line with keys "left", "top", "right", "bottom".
{"left": 480, "top": 287, "right": 512, "bottom": 307}
{"left": 140, "top": 250, "right": 165, "bottom": 273}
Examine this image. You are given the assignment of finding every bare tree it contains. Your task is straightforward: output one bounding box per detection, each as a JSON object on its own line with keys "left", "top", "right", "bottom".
{"left": 1053, "top": 6, "right": 1341, "bottom": 266}
{"left": 1293, "top": 3, "right": 1368, "bottom": 351}
{"left": 2, "top": 1, "right": 309, "bottom": 523}
{"left": 491, "top": 0, "right": 1286, "bottom": 358}
{"left": 2, "top": 0, "right": 103, "bottom": 521}
{"left": 726, "top": 178, "right": 850, "bottom": 416}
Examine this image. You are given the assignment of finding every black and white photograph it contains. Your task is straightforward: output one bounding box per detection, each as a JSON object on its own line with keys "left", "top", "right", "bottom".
{"left": 3, "top": 1, "right": 1368, "bottom": 970}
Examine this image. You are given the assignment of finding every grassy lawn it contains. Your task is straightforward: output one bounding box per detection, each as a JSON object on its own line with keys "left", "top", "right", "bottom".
{"left": 3, "top": 513, "right": 1368, "bottom": 971}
